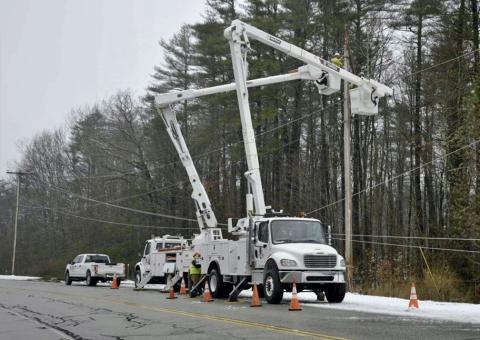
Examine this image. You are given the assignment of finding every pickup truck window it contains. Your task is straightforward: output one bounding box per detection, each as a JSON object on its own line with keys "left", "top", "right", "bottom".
{"left": 85, "top": 255, "right": 109, "bottom": 264}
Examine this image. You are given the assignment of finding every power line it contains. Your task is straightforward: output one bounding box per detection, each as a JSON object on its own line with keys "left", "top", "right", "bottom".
{"left": 332, "top": 237, "right": 480, "bottom": 254}
{"left": 306, "top": 139, "right": 480, "bottom": 215}
{"left": 333, "top": 233, "right": 480, "bottom": 242}
{"left": 32, "top": 178, "right": 205, "bottom": 225}
{"left": 21, "top": 203, "right": 190, "bottom": 231}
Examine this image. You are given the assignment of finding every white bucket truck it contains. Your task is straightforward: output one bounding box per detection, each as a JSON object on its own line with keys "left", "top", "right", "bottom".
{"left": 135, "top": 20, "right": 392, "bottom": 303}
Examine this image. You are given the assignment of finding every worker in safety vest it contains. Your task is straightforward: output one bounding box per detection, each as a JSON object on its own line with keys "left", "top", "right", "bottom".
{"left": 189, "top": 252, "right": 202, "bottom": 297}
{"left": 331, "top": 52, "right": 343, "bottom": 68}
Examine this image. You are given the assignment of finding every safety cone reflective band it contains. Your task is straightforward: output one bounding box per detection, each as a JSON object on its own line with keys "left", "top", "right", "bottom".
{"left": 166, "top": 285, "right": 177, "bottom": 299}
{"left": 408, "top": 282, "right": 419, "bottom": 309}
{"left": 179, "top": 277, "right": 187, "bottom": 295}
{"left": 111, "top": 273, "right": 119, "bottom": 289}
{"left": 289, "top": 281, "right": 302, "bottom": 311}
{"left": 203, "top": 280, "right": 213, "bottom": 302}
{"left": 250, "top": 283, "right": 262, "bottom": 307}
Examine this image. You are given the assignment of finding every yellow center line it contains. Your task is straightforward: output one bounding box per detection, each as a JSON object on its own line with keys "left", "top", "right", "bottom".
{"left": 0, "top": 283, "right": 349, "bottom": 340}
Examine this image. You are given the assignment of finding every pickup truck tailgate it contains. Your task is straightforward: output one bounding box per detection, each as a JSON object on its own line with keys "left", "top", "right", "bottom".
{"left": 94, "top": 264, "right": 125, "bottom": 276}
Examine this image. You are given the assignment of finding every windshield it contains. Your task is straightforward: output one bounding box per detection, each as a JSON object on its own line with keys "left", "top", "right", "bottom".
{"left": 85, "top": 255, "right": 109, "bottom": 264}
{"left": 271, "top": 220, "right": 326, "bottom": 244}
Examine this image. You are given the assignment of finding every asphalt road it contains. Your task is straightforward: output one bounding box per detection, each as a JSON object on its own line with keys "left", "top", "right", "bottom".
{"left": 0, "top": 279, "right": 478, "bottom": 340}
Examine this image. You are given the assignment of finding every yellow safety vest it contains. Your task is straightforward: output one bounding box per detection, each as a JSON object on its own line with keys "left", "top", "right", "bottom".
{"left": 189, "top": 261, "right": 201, "bottom": 275}
{"left": 331, "top": 57, "right": 343, "bottom": 68}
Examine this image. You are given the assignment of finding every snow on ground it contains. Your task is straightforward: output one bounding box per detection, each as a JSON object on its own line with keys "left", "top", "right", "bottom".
{"left": 0, "top": 275, "right": 41, "bottom": 281}
{"left": 239, "top": 290, "right": 480, "bottom": 324}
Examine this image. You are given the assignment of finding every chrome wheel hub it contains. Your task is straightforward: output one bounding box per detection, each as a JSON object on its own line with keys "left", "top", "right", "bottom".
{"left": 265, "top": 276, "right": 274, "bottom": 297}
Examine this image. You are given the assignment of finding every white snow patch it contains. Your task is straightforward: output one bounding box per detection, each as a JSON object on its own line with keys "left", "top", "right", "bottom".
{"left": 0, "top": 275, "right": 41, "bottom": 281}
{"left": 312, "top": 292, "right": 480, "bottom": 324}
{"left": 239, "top": 290, "right": 480, "bottom": 324}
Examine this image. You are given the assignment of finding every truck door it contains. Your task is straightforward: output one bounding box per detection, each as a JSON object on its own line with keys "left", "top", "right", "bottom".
{"left": 142, "top": 241, "right": 152, "bottom": 272}
{"left": 254, "top": 222, "right": 270, "bottom": 268}
{"left": 71, "top": 255, "right": 84, "bottom": 277}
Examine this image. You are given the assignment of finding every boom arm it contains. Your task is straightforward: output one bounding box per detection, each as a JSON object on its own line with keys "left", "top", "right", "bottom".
{"left": 154, "top": 20, "right": 393, "bottom": 220}
{"left": 160, "top": 107, "right": 217, "bottom": 229}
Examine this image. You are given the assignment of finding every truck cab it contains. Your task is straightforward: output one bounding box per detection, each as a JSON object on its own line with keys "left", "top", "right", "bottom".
{"left": 251, "top": 217, "right": 346, "bottom": 303}
{"left": 134, "top": 235, "right": 188, "bottom": 287}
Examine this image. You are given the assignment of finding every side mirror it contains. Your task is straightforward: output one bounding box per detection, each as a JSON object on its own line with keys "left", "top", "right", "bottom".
{"left": 262, "top": 244, "right": 267, "bottom": 248}
{"left": 328, "top": 225, "right": 332, "bottom": 246}
{"left": 69, "top": 260, "right": 74, "bottom": 265}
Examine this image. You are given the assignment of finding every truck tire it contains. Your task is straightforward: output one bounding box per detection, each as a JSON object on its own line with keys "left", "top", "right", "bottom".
{"left": 325, "top": 283, "right": 346, "bottom": 303}
{"left": 65, "top": 271, "right": 72, "bottom": 286}
{"left": 208, "top": 268, "right": 229, "bottom": 298}
{"left": 86, "top": 270, "right": 96, "bottom": 286}
{"left": 135, "top": 270, "right": 142, "bottom": 288}
{"left": 263, "top": 269, "right": 283, "bottom": 304}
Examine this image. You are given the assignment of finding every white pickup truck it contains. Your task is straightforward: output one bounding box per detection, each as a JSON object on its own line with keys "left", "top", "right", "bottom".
{"left": 65, "top": 254, "right": 125, "bottom": 287}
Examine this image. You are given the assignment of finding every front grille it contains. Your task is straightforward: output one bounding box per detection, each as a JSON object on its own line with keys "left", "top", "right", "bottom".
{"left": 304, "top": 254, "right": 337, "bottom": 268}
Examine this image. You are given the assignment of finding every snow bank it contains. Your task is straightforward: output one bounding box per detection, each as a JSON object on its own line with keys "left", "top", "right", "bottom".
{"left": 239, "top": 290, "right": 480, "bottom": 324}
{"left": 309, "top": 292, "right": 480, "bottom": 324}
{"left": 0, "top": 275, "right": 41, "bottom": 281}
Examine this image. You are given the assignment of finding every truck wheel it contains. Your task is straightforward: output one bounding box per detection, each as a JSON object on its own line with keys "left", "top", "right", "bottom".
{"left": 135, "top": 270, "right": 142, "bottom": 288}
{"left": 86, "top": 270, "right": 95, "bottom": 286}
{"left": 263, "top": 269, "right": 283, "bottom": 304}
{"left": 208, "top": 268, "right": 229, "bottom": 298}
{"left": 65, "top": 271, "right": 72, "bottom": 286}
{"left": 325, "top": 283, "right": 346, "bottom": 303}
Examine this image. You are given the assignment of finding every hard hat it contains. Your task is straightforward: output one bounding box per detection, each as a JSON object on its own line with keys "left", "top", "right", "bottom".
{"left": 193, "top": 252, "right": 201, "bottom": 258}
{"left": 334, "top": 52, "right": 341, "bottom": 57}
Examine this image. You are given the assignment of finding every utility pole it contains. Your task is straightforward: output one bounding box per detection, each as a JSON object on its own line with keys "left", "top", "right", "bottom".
{"left": 6, "top": 170, "right": 31, "bottom": 275}
{"left": 343, "top": 31, "right": 353, "bottom": 291}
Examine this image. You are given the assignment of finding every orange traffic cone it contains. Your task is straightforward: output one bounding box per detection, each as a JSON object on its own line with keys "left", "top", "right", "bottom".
{"left": 203, "top": 280, "right": 213, "bottom": 302}
{"left": 289, "top": 281, "right": 302, "bottom": 311}
{"left": 250, "top": 283, "right": 262, "bottom": 307}
{"left": 408, "top": 282, "right": 419, "bottom": 309}
{"left": 111, "top": 273, "right": 119, "bottom": 289}
{"left": 179, "top": 277, "right": 187, "bottom": 295}
{"left": 166, "top": 285, "right": 177, "bottom": 299}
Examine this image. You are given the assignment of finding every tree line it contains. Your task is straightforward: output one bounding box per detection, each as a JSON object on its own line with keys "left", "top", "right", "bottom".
{"left": 1, "top": 0, "right": 479, "bottom": 301}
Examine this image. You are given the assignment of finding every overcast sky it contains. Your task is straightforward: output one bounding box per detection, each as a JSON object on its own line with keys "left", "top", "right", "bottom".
{"left": 0, "top": 0, "right": 207, "bottom": 178}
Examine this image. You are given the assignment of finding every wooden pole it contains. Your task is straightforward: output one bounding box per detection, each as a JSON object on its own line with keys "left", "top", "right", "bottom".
{"left": 343, "top": 31, "right": 353, "bottom": 290}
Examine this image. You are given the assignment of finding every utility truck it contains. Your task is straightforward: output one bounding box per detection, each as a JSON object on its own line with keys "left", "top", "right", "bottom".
{"left": 134, "top": 235, "right": 189, "bottom": 288}
{"left": 135, "top": 20, "right": 392, "bottom": 303}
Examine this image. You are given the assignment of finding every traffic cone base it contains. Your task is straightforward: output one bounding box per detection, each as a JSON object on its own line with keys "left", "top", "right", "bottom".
{"left": 166, "top": 286, "right": 177, "bottom": 299}
{"left": 179, "top": 277, "right": 187, "bottom": 295}
{"left": 250, "top": 283, "right": 262, "bottom": 307}
{"left": 408, "top": 282, "right": 419, "bottom": 309}
{"left": 111, "top": 273, "right": 119, "bottom": 289}
{"left": 203, "top": 280, "right": 214, "bottom": 302}
{"left": 289, "top": 282, "right": 302, "bottom": 311}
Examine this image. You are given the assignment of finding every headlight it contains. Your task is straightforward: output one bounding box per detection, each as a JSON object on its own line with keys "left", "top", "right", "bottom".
{"left": 340, "top": 258, "right": 346, "bottom": 267}
{"left": 280, "top": 259, "right": 297, "bottom": 267}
